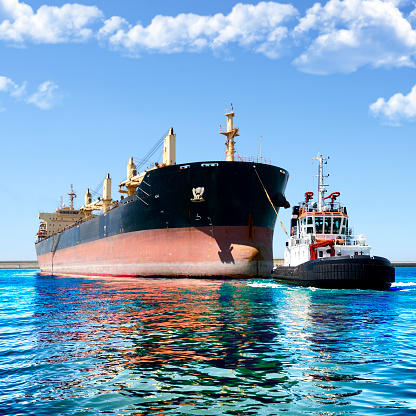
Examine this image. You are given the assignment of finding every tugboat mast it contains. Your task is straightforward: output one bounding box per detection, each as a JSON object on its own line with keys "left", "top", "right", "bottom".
{"left": 313, "top": 153, "right": 329, "bottom": 211}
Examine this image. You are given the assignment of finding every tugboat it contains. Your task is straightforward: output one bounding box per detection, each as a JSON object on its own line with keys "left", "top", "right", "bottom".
{"left": 273, "top": 153, "right": 395, "bottom": 290}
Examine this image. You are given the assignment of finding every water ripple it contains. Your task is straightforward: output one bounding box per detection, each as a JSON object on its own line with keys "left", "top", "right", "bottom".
{"left": 0, "top": 269, "right": 415, "bottom": 415}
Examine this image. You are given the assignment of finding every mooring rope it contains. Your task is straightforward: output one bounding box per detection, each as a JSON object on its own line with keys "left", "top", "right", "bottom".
{"left": 254, "top": 168, "right": 288, "bottom": 236}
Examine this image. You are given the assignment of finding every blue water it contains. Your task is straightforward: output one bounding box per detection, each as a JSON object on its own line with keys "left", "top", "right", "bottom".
{"left": 1, "top": 270, "right": 415, "bottom": 415}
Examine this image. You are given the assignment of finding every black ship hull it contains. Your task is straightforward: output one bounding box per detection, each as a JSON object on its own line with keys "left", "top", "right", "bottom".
{"left": 36, "top": 161, "right": 289, "bottom": 278}
{"left": 273, "top": 255, "right": 395, "bottom": 290}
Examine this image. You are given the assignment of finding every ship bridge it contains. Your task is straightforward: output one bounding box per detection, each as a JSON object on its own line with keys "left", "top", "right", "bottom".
{"left": 298, "top": 211, "right": 349, "bottom": 238}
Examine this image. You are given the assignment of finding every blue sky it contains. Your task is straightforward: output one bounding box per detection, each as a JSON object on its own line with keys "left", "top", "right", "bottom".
{"left": 0, "top": 0, "right": 415, "bottom": 261}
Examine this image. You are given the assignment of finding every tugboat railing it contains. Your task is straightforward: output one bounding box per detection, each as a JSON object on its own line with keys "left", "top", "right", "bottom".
{"left": 290, "top": 231, "right": 367, "bottom": 247}
{"left": 299, "top": 201, "right": 346, "bottom": 214}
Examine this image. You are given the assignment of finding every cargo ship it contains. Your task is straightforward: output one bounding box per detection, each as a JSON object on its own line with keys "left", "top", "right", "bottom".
{"left": 272, "top": 153, "right": 395, "bottom": 290}
{"left": 35, "top": 106, "right": 290, "bottom": 278}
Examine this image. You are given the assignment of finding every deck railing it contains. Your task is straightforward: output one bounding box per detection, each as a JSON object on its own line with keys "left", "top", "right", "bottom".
{"left": 237, "top": 155, "right": 272, "bottom": 165}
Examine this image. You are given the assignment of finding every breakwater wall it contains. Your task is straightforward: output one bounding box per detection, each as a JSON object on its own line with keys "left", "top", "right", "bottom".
{"left": 0, "top": 261, "right": 39, "bottom": 269}
{"left": 391, "top": 261, "right": 416, "bottom": 267}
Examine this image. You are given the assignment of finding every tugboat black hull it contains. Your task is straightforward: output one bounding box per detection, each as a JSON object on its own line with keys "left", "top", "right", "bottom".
{"left": 273, "top": 255, "right": 395, "bottom": 290}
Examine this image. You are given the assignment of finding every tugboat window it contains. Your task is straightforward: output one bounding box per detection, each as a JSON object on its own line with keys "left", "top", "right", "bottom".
{"left": 324, "top": 217, "right": 331, "bottom": 234}
{"left": 315, "top": 217, "right": 323, "bottom": 233}
{"left": 307, "top": 226, "right": 314, "bottom": 234}
{"left": 307, "top": 217, "right": 313, "bottom": 225}
{"left": 318, "top": 251, "right": 323, "bottom": 257}
{"left": 340, "top": 218, "right": 346, "bottom": 234}
{"left": 333, "top": 217, "right": 341, "bottom": 234}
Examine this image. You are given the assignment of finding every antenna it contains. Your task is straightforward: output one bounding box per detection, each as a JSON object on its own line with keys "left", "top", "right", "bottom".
{"left": 260, "top": 136, "right": 262, "bottom": 160}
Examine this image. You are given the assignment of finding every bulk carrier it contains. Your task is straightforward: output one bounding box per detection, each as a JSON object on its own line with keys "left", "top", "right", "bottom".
{"left": 35, "top": 107, "right": 290, "bottom": 278}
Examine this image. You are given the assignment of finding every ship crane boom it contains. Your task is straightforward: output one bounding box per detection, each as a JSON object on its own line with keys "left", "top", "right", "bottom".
{"left": 80, "top": 174, "right": 116, "bottom": 216}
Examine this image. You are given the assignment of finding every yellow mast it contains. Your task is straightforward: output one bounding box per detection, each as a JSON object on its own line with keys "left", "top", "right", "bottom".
{"left": 119, "top": 129, "right": 175, "bottom": 196}
{"left": 220, "top": 104, "right": 239, "bottom": 162}
{"left": 163, "top": 128, "right": 176, "bottom": 166}
{"left": 80, "top": 174, "right": 116, "bottom": 216}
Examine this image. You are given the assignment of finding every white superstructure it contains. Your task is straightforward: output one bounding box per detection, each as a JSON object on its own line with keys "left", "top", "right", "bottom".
{"left": 284, "top": 153, "right": 370, "bottom": 267}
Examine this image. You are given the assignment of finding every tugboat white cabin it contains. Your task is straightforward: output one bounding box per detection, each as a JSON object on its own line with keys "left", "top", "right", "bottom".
{"left": 285, "top": 154, "right": 370, "bottom": 266}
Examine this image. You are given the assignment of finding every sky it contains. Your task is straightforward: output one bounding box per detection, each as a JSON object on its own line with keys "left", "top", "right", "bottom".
{"left": 0, "top": 0, "right": 415, "bottom": 261}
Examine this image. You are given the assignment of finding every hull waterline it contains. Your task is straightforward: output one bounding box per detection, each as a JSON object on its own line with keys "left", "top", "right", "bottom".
{"left": 37, "top": 225, "right": 274, "bottom": 278}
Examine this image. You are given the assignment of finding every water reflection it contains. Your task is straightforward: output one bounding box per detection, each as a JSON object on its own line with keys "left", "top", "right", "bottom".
{"left": 32, "top": 276, "right": 294, "bottom": 414}
{"left": 277, "top": 287, "right": 400, "bottom": 412}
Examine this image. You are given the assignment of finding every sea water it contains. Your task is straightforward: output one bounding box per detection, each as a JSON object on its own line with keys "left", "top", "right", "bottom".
{"left": 0, "top": 268, "right": 415, "bottom": 416}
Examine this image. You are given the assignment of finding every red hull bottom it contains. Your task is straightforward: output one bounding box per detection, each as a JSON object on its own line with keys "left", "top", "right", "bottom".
{"left": 37, "top": 226, "right": 274, "bottom": 278}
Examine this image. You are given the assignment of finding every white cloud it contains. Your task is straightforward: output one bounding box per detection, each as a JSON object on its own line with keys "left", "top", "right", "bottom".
{"left": 370, "top": 85, "right": 416, "bottom": 124}
{"left": 26, "top": 81, "right": 60, "bottom": 109}
{"left": 292, "top": 0, "right": 416, "bottom": 74}
{"left": 2, "top": 0, "right": 416, "bottom": 76}
{"left": 0, "top": 0, "right": 103, "bottom": 43}
{"left": 0, "top": 75, "right": 16, "bottom": 91}
{"left": 0, "top": 75, "right": 60, "bottom": 110}
{"left": 92, "top": 0, "right": 416, "bottom": 72}
{"left": 0, "top": 75, "right": 26, "bottom": 97}
{"left": 97, "top": 2, "right": 298, "bottom": 58}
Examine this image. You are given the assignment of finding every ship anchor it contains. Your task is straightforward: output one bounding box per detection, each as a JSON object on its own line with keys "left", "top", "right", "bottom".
{"left": 191, "top": 187, "right": 205, "bottom": 202}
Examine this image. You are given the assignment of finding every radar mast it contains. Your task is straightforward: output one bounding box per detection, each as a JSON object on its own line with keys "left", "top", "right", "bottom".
{"left": 69, "top": 184, "right": 76, "bottom": 210}
{"left": 313, "top": 153, "right": 329, "bottom": 211}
